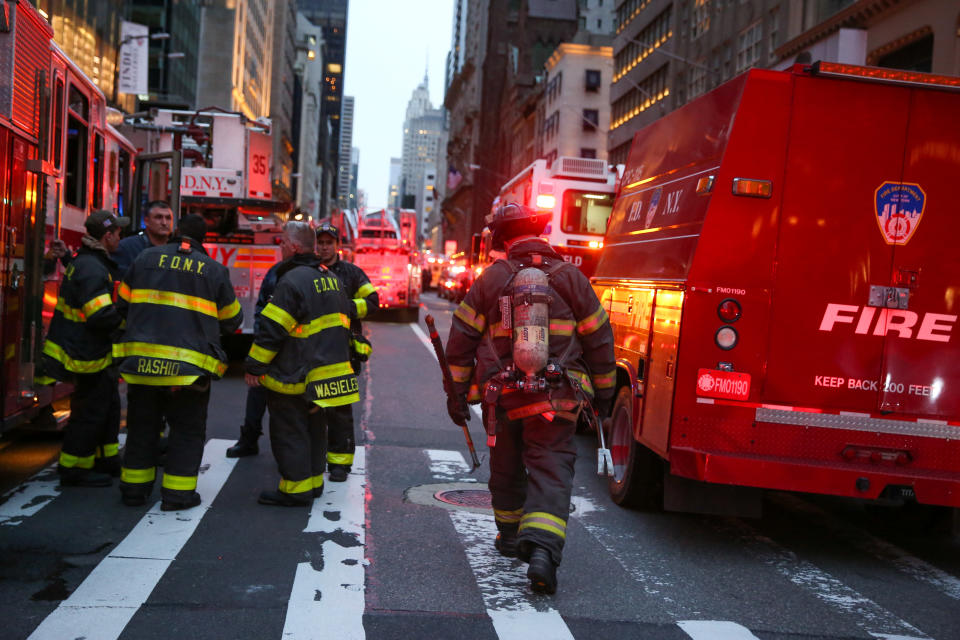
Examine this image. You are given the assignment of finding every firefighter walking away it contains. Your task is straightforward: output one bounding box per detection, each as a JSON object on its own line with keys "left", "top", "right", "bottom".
{"left": 113, "top": 214, "right": 242, "bottom": 510}
{"left": 445, "top": 203, "right": 615, "bottom": 594}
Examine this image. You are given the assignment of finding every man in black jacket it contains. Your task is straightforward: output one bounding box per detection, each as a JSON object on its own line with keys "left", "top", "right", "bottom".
{"left": 113, "top": 200, "right": 173, "bottom": 276}
{"left": 314, "top": 222, "right": 377, "bottom": 482}
{"left": 445, "top": 204, "right": 615, "bottom": 595}
{"left": 40, "top": 210, "right": 129, "bottom": 486}
{"left": 114, "top": 214, "right": 242, "bottom": 511}
{"left": 244, "top": 222, "right": 357, "bottom": 506}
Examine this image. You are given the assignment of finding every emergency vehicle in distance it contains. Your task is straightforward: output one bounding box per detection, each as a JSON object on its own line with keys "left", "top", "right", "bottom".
{"left": 121, "top": 108, "right": 290, "bottom": 335}
{"left": 496, "top": 156, "right": 617, "bottom": 277}
{"left": 592, "top": 61, "right": 960, "bottom": 515}
{"left": 1, "top": 0, "right": 137, "bottom": 431}
{"left": 353, "top": 208, "right": 421, "bottom": 322}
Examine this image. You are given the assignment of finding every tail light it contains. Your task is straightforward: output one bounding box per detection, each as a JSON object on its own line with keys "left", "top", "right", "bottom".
{"left": 717, "top": 298, "right": 742, "bottom": 322}
{"left": 715, "top": 326, "right": 738, "bottom": 350}
{"left": 732, "top": 178, "right": 772, "bottom": 198}
{"left": 536, "top": 194, "right": 556, "bottom": 209}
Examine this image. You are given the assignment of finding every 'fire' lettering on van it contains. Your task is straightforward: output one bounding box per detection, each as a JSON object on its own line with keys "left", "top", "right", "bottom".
{"left": 818, "top": 303, "right": 956, "bottom": 342}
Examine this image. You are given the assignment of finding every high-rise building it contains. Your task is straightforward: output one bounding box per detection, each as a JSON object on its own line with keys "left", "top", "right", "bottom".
{"left": 126, "top": 0, "right": 203, "bottom": 110}
{"left": 293, "top": 12, "right": 324, "bottom": 219}
{"left": 297, "top": 0, "right": 348, "bottom": 219}
{"left": 401, "top": 73, "right": 445, "bottom": 228}
{"left": 337, "top": 95, "right": 355, "bottom": 208}
{"left": 270, "top": 0, "right": 298, "bottom": 204}
{"left": 196, "top": 0, "right": 275, "bottom": 120}
{"left": 387, "top": 157, "right": 402, "bottom": 209}
{"left": 348, "top": 146, "right": 359, "bottom": 211}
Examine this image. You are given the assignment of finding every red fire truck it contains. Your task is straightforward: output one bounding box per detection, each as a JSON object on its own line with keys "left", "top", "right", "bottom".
{"left": 497, "top": 156, "right": 617, "bottom": 277}
{"left": 1, "top": 1, "right": 137, "bottom": 431}
{"left": 353, "top": 208, "right": 421, "bottom": 322}
{"left": 593, "top": 62, "right": 960, "bottom": 515}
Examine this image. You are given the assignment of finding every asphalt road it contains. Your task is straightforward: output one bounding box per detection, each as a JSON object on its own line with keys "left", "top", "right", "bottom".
{"left": 1, "top": 291, "right": 959, "bottom": 640}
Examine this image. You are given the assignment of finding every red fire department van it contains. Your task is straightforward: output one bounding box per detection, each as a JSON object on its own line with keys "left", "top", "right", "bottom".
{"left": 593, "top": 62, "right": 960, "bottom": 515}
{"left": 353, "top": 209, "right": 421, "bottom": 322}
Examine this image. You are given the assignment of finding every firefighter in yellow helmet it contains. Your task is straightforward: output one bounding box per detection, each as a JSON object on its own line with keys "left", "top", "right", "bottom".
{"left": 113, "top": 214, "right": 242, "bottom": 510}
{"left": 445, "top": 203, "right": 615, "bottom": 594}
{"left": 244, "top": 221, "right": 358, "bottom": 506}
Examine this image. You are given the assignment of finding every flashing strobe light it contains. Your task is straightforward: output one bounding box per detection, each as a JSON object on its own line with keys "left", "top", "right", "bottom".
{"left": 715, "top": 326, "right": 738, "bottom": 350}
{"left": 536, "top": 194, "right": 556, "bottom": 209}
{"left": 588, "top": 240, "right": 603, "bottom": 249}
{"left": 717, "top": 298, "right": 742, "bottom": 322}
{"left": 811, "top": 61, "right": 960, "bottom": 91}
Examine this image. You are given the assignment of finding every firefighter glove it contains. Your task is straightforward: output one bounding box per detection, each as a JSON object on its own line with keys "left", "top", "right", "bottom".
{"left": 447, "top": 394, "right": 470, "bottom": 425}
{"left": 594, "top": 396, "right": 613, "bottom": 418}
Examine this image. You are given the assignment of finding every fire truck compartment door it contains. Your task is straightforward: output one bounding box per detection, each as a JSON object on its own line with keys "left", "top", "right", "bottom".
{"left": 876, "top": 87, "right": 960, "bottom": 419}
{"left": 765, "top": 73, "right": 907, "bottom": 413}
{"left": 641, "top": 289, "right": 681, "bottom": 456}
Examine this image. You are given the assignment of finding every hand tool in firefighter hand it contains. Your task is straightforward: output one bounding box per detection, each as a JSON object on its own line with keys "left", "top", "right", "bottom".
{"left": 574, "top": 383, "right": 613, "bottom": 477}
{"left": 424, "top": 314, "right": 482, "bottom": 470}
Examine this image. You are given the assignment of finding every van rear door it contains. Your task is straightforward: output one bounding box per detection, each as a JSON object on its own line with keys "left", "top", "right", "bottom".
{"left": 764, "top": 73, "right": 909, "bottom": 412}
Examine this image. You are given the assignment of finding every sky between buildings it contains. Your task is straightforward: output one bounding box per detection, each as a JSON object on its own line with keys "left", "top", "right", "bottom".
{"left": 344, "top": 0, "right": 454, "bottom": 211}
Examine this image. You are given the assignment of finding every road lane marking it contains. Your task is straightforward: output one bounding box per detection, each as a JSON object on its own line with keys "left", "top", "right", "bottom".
{"left": 679, "top": 620, "right": 761, "bottom": 639}
{"left": 282, "top": 447, "right": 367, "bottom": 639}
{"left": 411, "top": 324, "right": 482, "bottom": 422}
{"left": 27, "top": 438, "right": 237, "bottom": 640}
{"left": 425, "top": 449, "right": 574, "bottom": 640}
{"left": 717, "top": 517, "right": 931, "bottom": 639}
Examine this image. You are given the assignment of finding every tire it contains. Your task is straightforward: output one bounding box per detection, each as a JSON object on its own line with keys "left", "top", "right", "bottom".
{"left": 606, "top": 386, "right": 664, "bottom": 510}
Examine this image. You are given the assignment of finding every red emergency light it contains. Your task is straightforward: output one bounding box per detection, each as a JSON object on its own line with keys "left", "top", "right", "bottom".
{"left": 811, "top": 61, "right": 960, "bottom": 91}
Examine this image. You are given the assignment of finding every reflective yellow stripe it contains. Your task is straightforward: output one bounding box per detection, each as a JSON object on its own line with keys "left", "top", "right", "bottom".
{"left": 312, "top": 474, "right": 324, "bottom": 490}
{"left": 121, "top": 467, "right": 156, "bottom": 484}
{"left": 120, "top": 374, "right": 201, "bottom": 386}
{"left": 279, "top": 476, "right": 313, "bottom": 494}
{"left": 162, "top": 473, "right": 197, "bottom": 491}
{"left": 59, "top": 451, "right": 95, "bottom": 469}
{"left": 55, "top": 298, "right": 86, "bottom": 322}
{"left": 262, "top": 303, "right": 297, "bottom": 332}
{"left": 594, "top": 369, "right": 617, "bottom": 390}
{"left": 43, "top": 340, "right": 112, "bottom": 373}
{"left": 487, "top": 324, "right": 510, "bottom": 339}
{"left": 261, "top": 375, "right": 305, "bottom": 395}
{"left": 494, "top": 507, "right": 524, "bottom": 524}
{"left": 291, "top": 313, "right": 350, "bottom": 338}
{"left": 248, "top": 343, "right": 277, "bottom": 364}
{"left": 356, "top": 282, "right": 376, "bottom": 298}
{"left": 449, "top": 363, "right": 473, "bottom": 383}
{"left": 505, "top": 398, "right": 579, "bottom": 420}
{"left": 327, "top": 452, "right": 353, "bottom": 465}
{"left": 519, "top": 511, "right": 567, "bottom": 539}
{"left": 307, "top": 361, "right": 354, "bottom": 382}
{"left": 467, "top": 383, "right": 481, "bottom": 403}
{"left": 549, "top": 318, "right": 575, "bottom": 336}
{"left": 113, "top": 342, "right": 227, "bottom": 376}
{"left": 82, "top": 293, "right": 113, "bottom": 317}
{"left": 128, "top": 288, "right": 218, "bottom": 318}
{"left": 354, "top": 298, "right": 367, "bottom": 318}
{"left": 314, "top": 392, "right": 359, "bottom": 407}
{"left": 352, "top": 339, "right": 371, "bottom": 356}
{"left": 577, "top": 306, "right": 609, "bottom": 336}
{"left": 567, "top": 369, "right": 595, "bottom": 395}
{"left": 219, "top": 298, "right": 241, "bottom": 320}
{"left": 35, "top": 376, "right": 57, "bottom": 385}
{"left": 454, "top": 302, "right": 485, "bottom": 333}
{"left": 100, "top": 442, "right": 120, "bottom": 458}
{"left": 117, "top": 282, "right": 132, "bottom": 301}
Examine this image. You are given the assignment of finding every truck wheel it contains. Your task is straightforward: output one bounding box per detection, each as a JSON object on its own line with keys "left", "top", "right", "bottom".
{"left": 606, "top": 386, "right": 663, "bottom": 510}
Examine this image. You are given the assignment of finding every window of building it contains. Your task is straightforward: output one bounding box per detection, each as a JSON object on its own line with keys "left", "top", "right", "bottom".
{"left": 875, "top": 32, "right": 934, "bottom": 72}
{"left": 614, "top": 6, "right": 672, "bottom": 80}
{"left": 585, "top": 69, "right": 601, "bottom": 92}
{"left": 582, "top": 109, "right": 599, "bottom": 131}
{"left": 692, "top": 0, "right": 710, "bottom": 39}
{"left": 768, "top": 8, "right": 780, "bottom": 62}
{"left": 687, "top": 62, "right": 707, "bottom": 99}
{"left": 611, "top": 65, "right": 669, "bottom": 130}
{"left": 736, "top": 21, "right": 762, "bottom": 73}
{"left": 580, "top": 148, "right": 597, "bottom": 159}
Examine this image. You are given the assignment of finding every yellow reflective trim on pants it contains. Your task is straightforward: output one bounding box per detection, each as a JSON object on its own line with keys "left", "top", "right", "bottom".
{"left": 262, "top": 302, "right": 298, "bottom": 332}
{"left": 128, "top": 288, "right": 218, "bottom": 318}
{"left": 35, "top": 376, "right": 57, "bottom": 385}
{"left": 567, "top": 369, "right": 594, "bottom": 395}
{"left": 494, "top": 507, "right": 523, "bottom": 524}
{"left": 82, "top": 293, "right": 113, "bottom": 317}
{"left": 55, "top": 298, "right": 86, "bottom": 322}
{"left": 292, "top": 313, "right": 350, "bottom": 338}
{"left": 121, "top": 467, "right": 157, "bottom": 484}
{"left": 113, "top": 342, "right": 226, "bottom": 376}
{"left": 454, "top": 301, "right": 485, "bottom": 333}
{"left": 354, "top": 298, "right": 367, "bottom": 318}
{"left": 467, "top": 383, "right": 481, "bottom": 403}
{"left": 98, "top": 442, "right": 120, "bottom": 458}
{"left": 519, "top": 511, "right": 567, "bottom": 539}
{"left": 327, "top": 452, "right": 353, "bottom": 465}
{"left": 356, "top": 282, "right": 376, "bottom": 298}
{"left": 261, "top": 375, "right": 305, "bottom": 395}
{"left": 60, "top": 451, "right": 95, "bottom": 469}
{"left": 449, "top": 363, "right": 472, "bottom": 383}
{"left": 219, "top": 298, "right": 241, "bottom": 320}
{"left": 162, "top": 473, "right": 198, "bottom": 491}
{"left": 312, "top": 474, "right": 324, "bottom": 490}
{"left": 279, "top": 477, "right": 313, "bottom": 494}
{"left": 43, "top": 340, "right": 112, "bottom": 373}
{"left": 248, "top": 343, "right": 277, "bottom": 364}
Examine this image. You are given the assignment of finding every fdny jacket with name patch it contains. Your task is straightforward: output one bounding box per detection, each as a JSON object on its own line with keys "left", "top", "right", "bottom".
{"left": 327, "top": 257, "right": 377, "bottom": 360}
{"left": 113, "top": 237, "right": 242, "bottom": 386}
{"left": 39, "top": 245, "right": 123, "bottom": 382}
{"left": 446, "top": 238, "right": 616, "bottom": 414}
{"left": 244, "top": 253, "right": 359, "bottom": 407}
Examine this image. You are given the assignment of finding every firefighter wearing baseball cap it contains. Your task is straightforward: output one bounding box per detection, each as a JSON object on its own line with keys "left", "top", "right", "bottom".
{"left": 445, "top": 203, "right": 615, "bottom": 594}
{"left": 315, "top": 222, "right": 377, "bottom": 482}
{"left": 244, "top": 221, "right": 358, "bottom": 506}
{"left": 39, "top": 210, "right": 130, "bottom": 487}
{"left": 113, "top": 214, "right": 242, "bottom": 510}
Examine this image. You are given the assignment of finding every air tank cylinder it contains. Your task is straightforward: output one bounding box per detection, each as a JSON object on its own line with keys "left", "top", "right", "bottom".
{"left": 512, "top": 267, "right": 550, "bottom": 377}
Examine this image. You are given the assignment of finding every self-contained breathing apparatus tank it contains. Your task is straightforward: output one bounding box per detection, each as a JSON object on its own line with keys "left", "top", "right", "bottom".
{"left": 511, "top": 267, "right": 551, "bottom": 385}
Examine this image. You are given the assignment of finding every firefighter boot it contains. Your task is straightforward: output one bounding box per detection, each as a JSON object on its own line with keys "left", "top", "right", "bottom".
{"left": 258, "top": 490, "right": 311, "bottom": 507}
{"left": 527, "top": 546, "right": 558, "bottom": 595}
{"left": 328, "top": 465, "right": 349, "bottom": 482}
{"left": 495, "top": 529, "right": 519, "bottom": 558}
{"left": 160, "top": 492, "right": 202, "bottom": 512}
{"left": 226, "top": 437, "right": 259, "bottom": 458}
{"left": 59, "top": 468, "right": 113, "bottom": 488}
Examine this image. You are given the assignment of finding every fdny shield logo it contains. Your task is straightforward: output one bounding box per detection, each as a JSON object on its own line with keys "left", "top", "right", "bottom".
{"left": 874, "top": 181, "right": 925, "bottom": 245}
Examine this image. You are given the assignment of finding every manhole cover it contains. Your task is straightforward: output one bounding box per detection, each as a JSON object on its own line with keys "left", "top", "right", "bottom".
{"left": 434, "top": 488, "right": 492, "bottom": 509}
